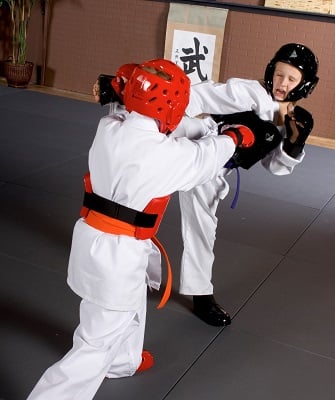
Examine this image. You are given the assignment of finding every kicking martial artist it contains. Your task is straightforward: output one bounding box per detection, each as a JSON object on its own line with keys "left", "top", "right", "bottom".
{"left": 176, "top": 43, "right": 319, "bottom": 326}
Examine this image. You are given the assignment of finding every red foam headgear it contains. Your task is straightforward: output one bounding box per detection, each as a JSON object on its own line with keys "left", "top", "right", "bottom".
{"left": 123, "top": 59, "right": 190, "bottom": 133}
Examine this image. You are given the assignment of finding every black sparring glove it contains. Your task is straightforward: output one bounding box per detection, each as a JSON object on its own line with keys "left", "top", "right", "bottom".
{"left": 98, "top": 74, "right": 123, "bottom": 106}
{"left": 283, "top": 106, "right": 314, "bottom": 158}
{"left": 212, "top": 111, "right": 283, "bottom": 169}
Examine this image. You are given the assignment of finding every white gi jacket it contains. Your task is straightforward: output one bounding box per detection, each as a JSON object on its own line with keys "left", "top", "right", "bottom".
{"left": 173, "top": 78, "right": 305, "bottom": 295}
{"left": 67, "top": 110, "right": 236, "bottom": 310}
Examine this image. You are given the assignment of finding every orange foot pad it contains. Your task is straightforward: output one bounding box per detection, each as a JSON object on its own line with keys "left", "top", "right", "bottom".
{"left": 137, "top": 350, "right": 154, "bottom": 372}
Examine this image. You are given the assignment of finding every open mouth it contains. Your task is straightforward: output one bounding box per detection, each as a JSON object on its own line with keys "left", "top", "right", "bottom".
{"left": 274, "top": 88, "right": 286, "bottom": 99}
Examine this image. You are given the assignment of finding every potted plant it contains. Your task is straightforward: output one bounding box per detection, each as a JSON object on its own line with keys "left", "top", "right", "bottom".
{"left": 1, "top": 0, "right": 37, "bottom": 88}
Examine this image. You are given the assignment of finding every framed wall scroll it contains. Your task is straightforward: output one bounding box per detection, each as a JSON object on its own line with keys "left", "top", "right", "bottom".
{"left": 164, "top": 3, "right": 228, "bottom": 84}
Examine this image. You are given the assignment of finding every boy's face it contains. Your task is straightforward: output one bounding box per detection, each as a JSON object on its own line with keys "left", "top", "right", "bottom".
{"left": 272, "top": 62, "right": 302, "bottom": 101}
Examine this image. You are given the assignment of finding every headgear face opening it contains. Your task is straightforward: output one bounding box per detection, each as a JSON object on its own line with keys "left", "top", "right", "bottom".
{"left": 264, "top": 43, "right": 319, "bottom": 102}
{"left": 111, "top": 63, "right": 138, "bottom": 102}
{"left": 123, "top": 59, "right": 190, "bottom": 133}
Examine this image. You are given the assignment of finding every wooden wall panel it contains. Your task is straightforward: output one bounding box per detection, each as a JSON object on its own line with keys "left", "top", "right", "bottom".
{"left": 1, "top": 0, "right": 334, "bottom": 141}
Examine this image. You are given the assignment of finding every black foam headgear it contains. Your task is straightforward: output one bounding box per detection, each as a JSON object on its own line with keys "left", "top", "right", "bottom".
{"left": 264, "top": 43, "right": 319, "bottom": 102}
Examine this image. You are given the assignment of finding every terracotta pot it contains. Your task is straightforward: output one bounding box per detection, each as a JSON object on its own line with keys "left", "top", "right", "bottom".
{"left": 4, "top": 61, "right": 34, "bottom": 88}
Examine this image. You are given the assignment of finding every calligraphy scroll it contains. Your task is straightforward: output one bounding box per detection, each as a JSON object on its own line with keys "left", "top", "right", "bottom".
{"left": 164, "top": 3, "right": 228, "bottom": 84}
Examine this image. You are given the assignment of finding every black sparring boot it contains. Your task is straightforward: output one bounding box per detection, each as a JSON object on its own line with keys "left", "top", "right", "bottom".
{"left": 193, "top": 295, "right": 231, "bottom": 327}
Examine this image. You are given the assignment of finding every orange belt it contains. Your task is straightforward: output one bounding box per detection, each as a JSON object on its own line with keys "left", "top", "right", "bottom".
{"left": 85, "top": 210, "right": 172, "bottom": 309}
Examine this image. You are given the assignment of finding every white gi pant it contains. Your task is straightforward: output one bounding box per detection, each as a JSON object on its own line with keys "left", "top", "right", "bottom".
{"left": 178, "top": 172, "right": 230, "bottom": 295}
{"left": 27, "top": 295, "right": 146, "bottom": 400}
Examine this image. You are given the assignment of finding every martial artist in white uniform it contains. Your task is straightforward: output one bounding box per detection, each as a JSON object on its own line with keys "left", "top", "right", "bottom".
{"left": 27, "top": 59, "right": 255, "bottom": 400}
{"left": 174, "top": 43, "right": 319, "bottom": 326}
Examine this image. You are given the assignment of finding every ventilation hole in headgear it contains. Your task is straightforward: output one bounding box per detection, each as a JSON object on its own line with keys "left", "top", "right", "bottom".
{"left": 175, "top": 90, "right": 180, "bottom": 96}
{"left": 163, "top": 89, "right": 168, "bottom": 95}
{"left": 148, "top": 97, "right": 157, "bottom": 103}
